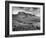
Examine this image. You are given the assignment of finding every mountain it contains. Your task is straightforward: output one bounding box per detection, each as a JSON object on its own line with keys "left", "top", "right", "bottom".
{"left": 18, "top": 12, "right": 35, "bottom": 16}
{"left": 12, "top": 12, "right": 40, "bottom": 31}
{"left": 12, "top": 12, "right": 40, "bottom": 22}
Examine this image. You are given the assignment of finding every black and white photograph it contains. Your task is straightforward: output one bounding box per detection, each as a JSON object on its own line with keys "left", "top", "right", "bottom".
{"left": 12, "top": 7, "right": 40, "bottom": 31}
{"left": 5, "top": 1, "right": 45, "bottom": 37}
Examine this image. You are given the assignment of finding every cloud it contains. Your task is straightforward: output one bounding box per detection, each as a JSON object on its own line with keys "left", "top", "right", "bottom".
{"left": 12, "top": 7, "right": 40, "bottom": 17}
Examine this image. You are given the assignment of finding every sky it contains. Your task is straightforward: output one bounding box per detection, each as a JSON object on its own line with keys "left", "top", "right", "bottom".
{"left": 12, "top": 7, "right": 40, "bottom": 17}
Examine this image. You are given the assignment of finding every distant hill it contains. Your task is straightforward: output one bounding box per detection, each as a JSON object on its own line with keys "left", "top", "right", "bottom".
{"left": 18, "top": 12, "right": 35, "bottom": 16}
{"left": 12, "top": 12, "right": 40, "bottom": 22}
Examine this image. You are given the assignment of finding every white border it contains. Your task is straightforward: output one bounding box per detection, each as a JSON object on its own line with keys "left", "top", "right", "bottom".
{"left": 9, "top": 3, "right": 43, "bottom": 35}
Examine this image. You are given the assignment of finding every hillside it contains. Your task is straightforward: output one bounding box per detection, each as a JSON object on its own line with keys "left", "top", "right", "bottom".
{"left": 12, "top": 12, "right": 40, "bottom": 31}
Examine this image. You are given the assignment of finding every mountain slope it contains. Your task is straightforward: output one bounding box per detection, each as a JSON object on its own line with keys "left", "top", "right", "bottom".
{"left": 12, "top": 12, "right": 40, "bottom": 31}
